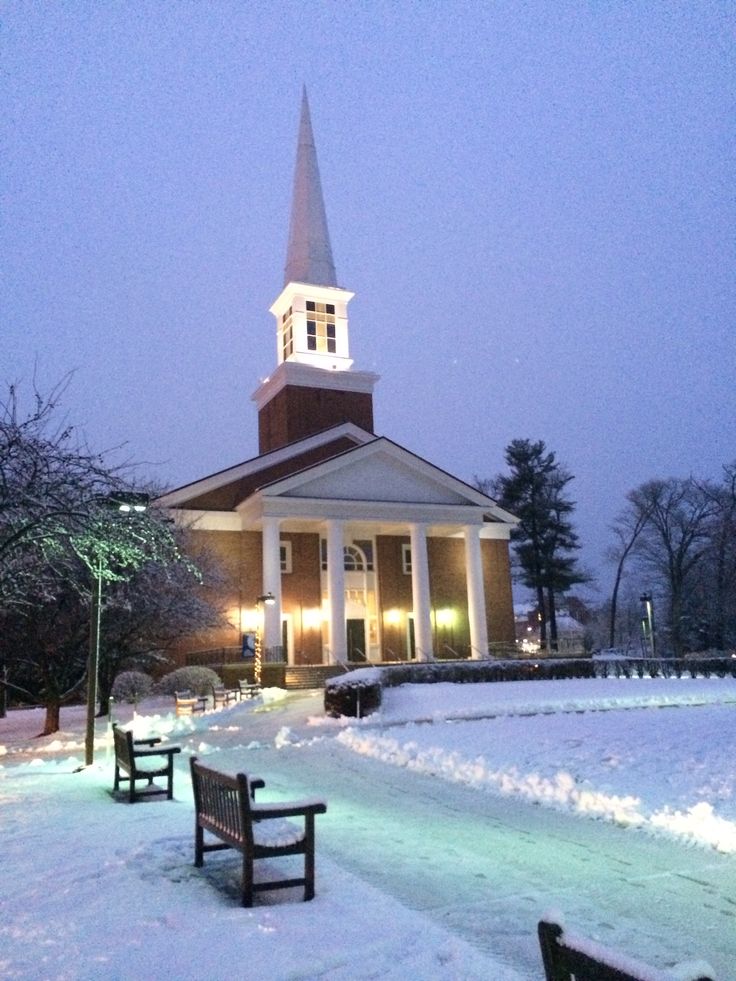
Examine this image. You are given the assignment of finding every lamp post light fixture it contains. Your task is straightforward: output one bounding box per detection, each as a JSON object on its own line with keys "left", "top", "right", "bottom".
{"left": 83, "top": 492, "right": 149, "bottom": 767}
{"left": 254, "top": 592, "right": 276, "bottom": 687}
{"left": 640, "top": 592, "right": 655, "bottom": 658}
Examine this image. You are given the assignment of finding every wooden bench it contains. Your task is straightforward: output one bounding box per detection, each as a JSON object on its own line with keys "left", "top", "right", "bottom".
{"left": 211, "top": 685, "right": 239, "bottom": 709}
{"left": 175, "top": 690, "right": 207, "bottom": 716}
{"left": 538, "top": 916, "right": 714, "bottom": 981}
{"left": 112, "top": 725, "right": 182, "bottom": 803}
{"left": 238, "top": 680, "right": 262, "bottom": 700}
{"left": 189, "top": 756, "right": 327, "bottom": 907}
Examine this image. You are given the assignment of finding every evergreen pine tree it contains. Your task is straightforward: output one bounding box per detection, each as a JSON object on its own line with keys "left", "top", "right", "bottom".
{"left": 495, "top": 439, "right": 587, "bottom": 650}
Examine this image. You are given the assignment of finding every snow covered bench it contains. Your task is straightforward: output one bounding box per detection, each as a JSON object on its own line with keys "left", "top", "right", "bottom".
{"left": 538, "top": 915, "right": 714, "bottom": 981}
{"left": 112, "top": 725, "right": 182, "bottom": 803}
{"left": 189, "top": 757, "right": 327, "bottom": 907}
{"left": 238, "top": 679, "right": 262, "bottom": 700}
{"left": 174, "top": 690, "right": 207, "bottom": 716}
{"left": 211, "top": 684, "right": 239, "bottom": 709}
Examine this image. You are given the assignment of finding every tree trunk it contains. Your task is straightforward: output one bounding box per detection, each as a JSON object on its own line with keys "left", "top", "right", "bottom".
{"left": 536, "top": 584, "right": 547, "bottom": 646}
{"left": 670, "top": 587, "right": 684, "bottom": 658}
{"left": 0, "top": 664, "right": 7, "bottom": 718}
{"left": 41, "top": 700, "right": 61, "bottom": 736}
{"left": 546, "top": 586, "right": 558, "bottom": 652}
{"left": 609, "top": 556, "right": 626, "bottom": 649}
{"left": 96, "top": 675, "right": 111, "bottom": 717}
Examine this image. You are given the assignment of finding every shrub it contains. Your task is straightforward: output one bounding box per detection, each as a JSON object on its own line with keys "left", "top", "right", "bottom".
{"left": 112, "top": 671, "right": 153, "bottom": 704}
{"left": 156, "top": 666, "right": 222, "bottom": 695}
{"left": 324, "top": 671, "right": 382, "bottom": 718}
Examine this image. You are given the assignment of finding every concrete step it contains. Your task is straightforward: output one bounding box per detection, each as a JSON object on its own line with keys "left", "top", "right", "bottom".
{"left": 284, "top": 665, "right": 350, "bottom": 689}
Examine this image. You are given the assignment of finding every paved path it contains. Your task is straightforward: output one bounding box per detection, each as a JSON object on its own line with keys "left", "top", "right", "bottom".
{"left": 215, "top": 693, "right": 736, "bottom": 979}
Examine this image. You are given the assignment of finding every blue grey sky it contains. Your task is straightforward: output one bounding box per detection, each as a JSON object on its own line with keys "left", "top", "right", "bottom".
{"left": 3, "top": 1, "right": 734, "bottom": 594}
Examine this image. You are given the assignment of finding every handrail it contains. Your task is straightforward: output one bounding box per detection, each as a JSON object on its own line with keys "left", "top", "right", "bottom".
{"left": 468, "top": 645, "right": 490, "bottom": 660}
{"left": 330, "top": 648, "right": 353, "bottom": 674}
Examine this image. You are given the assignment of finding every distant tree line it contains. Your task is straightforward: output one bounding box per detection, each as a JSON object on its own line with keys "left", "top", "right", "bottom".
{"left": 0, "top": 378, "right": 224, "bottom": 733}
{"left": 478, "top": 438, "right": 735, "bottom": 659}
{"left": 606, "top": 465, "right": 736, "bottom": 657}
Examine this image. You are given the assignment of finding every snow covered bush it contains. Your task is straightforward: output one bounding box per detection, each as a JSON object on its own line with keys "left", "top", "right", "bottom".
{"left": 324, "top": 668, "right": 382, "bottom": 718}
{"left": 156, "top": 666, "right": 222, "bottom": 695}
{"left": 112, "top": 671, "right": 153, "bottom": 704}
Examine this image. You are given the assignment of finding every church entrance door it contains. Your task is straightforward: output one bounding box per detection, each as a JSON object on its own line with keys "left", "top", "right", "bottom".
{"left": 346, "top": 618, "right": 366, "bottom": 662}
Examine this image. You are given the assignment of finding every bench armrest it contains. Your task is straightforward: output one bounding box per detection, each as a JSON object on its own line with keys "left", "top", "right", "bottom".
{"left": 135, "top": 744, "right": 181, "bottom": 757}
{"left": 134, "top": 736, "right": 161, "bottom": 746}
{"left": 252, "top": 798, "right": 327, "bottom": 819}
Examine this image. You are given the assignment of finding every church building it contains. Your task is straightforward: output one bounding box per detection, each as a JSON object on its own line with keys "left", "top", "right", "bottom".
{"left": 159, "top": 92, "right": 517, "bottom": 672}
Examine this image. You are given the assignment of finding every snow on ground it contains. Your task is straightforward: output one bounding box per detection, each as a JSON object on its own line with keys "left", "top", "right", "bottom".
{"left": 333, "top": 677, "right": 736, "bottom": 854}
{"left": 1, "top": 676, "right": 734, "bottom": 980}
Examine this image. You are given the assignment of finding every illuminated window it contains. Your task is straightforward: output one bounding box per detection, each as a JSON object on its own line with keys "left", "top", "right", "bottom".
{"left": 280, "top": 541, "right": 292, "bottom": 574}
{"left": 401, "top": 544, "right": 412, "bottom": 575}
{"left": 344, "top": 545, "right": 364, "bottom": 571}
{"left": 320, "top": 539, "right": 374, "bottom": 572}
{"left": 305, "top": 300, "right": 337, "bottom": 354}
{"left": 353, "top": 540, "right": 374, "bottom": 571}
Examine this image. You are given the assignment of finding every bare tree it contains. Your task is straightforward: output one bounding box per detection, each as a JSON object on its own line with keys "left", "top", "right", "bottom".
{"left": 624, "top": 478, "right": 715, "bottom": 657}
{"left": 606, "top": 497, "right": 654, "bottom": 648}
{"left": 0, "top": 378, "right": 221, "bottom": 733}
{"left": 694, "top": 463, "right": 736, "bottom": 650}
{"left": 0, "top": 557, "right": 89, "bottom": 733}
{"left": 96, "top": 535, "right": 228, "bottom": 712}
{"left": 0, "top": 378, "right": 128, "bottom": 611}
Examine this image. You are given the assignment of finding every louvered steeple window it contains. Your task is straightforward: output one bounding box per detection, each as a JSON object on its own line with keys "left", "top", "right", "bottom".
{"left": 305, "top": 300, "right": 337, "bottom": 354}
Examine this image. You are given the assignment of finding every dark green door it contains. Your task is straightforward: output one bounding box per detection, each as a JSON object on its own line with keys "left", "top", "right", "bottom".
{"left": 346, "top": 619, "right": 366, "bottom": 661}
{"left": 407, "top": 616, "right": 416, "bottom": 660}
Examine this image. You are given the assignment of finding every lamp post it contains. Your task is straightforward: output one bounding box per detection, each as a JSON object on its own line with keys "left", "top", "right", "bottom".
{"left": 83, "top": 493, "right": 148, "bottom": 767}
{"left": 254, "top": 592, "right": 276, "bottom": 687}
{"left": 640, "top": 593, "right": 655, "bottom": 658}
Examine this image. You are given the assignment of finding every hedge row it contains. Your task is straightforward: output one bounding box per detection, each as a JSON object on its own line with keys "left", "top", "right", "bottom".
{"left": 383, "top": 656, "right": 736, "bottom": 687}
{"left": 323, "top": 656, "right": 736, "bottom": 718}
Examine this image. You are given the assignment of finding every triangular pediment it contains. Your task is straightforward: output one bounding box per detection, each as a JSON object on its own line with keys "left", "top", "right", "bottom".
{"left": 156, "top": 423, "right": 373, "bottom": 510}
{"left": 260, "top": 438, "right": 504, "bottom": 512}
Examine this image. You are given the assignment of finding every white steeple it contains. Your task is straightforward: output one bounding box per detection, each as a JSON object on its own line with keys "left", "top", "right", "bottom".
{"left": 254, "top": 91, "right": 378, "bottom": 453}
{"left": 284, "top": 87, "right": 337, "bottom": 288}
{"left": 269, "top": 89, "right": 355, "bottom": 373}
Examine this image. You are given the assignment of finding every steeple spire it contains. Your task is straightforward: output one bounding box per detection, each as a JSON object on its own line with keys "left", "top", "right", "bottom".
{"left": 284, "top": 87, "right": 337, "bottom": 288}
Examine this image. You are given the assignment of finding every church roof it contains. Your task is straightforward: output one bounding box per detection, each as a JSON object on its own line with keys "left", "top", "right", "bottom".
{"left": 283, "top": 87, "right": 337, "bottom": 288}
{"left": 158, "top": 423, "right": 517, "bottom": 531}
{"left": 156, "top": 422, "right": 373, "bottom": 511}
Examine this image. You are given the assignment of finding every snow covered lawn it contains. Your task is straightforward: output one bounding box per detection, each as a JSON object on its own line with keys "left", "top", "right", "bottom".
{"left": 335, "top": 676, "right": 736, "bottom": 853}
{"left": 1, "top": 675, "right": 734, "bottom": 979}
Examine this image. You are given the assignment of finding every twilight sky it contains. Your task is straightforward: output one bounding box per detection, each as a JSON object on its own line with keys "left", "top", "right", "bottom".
{"left": 3, "top": 1, "right": 734, "bottom": 595}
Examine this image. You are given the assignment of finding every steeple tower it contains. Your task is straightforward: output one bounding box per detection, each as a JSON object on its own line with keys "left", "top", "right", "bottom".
{"left": 284, "top": 88, "right": 337, "bottom": 288}
{"left": 253, "top": 91, "right": 378, "bottom": 454}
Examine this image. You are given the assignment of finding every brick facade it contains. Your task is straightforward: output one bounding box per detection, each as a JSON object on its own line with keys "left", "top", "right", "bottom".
{"left": 258, "top": 386, "right": 374, "bottom": 454}
{"left": 175, "top": 527, "right": 514, "bottom": 666}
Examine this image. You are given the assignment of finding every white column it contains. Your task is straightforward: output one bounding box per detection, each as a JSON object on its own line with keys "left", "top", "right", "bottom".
{"left": 409, "top": 523, "right": 433, "bottom": 661}
{"left": 325, "top": 519, "right": 346, "bottom": 664}
{"left": 464, "top": 525, "right": 489, "bottom": 659}
{"left": 261, "top": 517, "right": 282, "bottom": 651}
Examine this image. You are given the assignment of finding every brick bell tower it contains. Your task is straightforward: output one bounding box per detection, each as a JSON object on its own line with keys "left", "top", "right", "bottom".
{"left": 252, "top": 88, "right": 379, "bottom": 454}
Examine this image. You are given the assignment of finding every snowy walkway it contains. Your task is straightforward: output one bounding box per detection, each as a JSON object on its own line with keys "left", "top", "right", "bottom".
{"left": 2, "top": 679, "right": 734, "bottom": 979}
{"left": 212, "top": 692, "right": 735, "bottom": 979}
